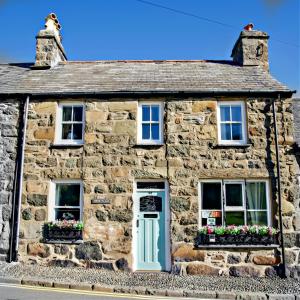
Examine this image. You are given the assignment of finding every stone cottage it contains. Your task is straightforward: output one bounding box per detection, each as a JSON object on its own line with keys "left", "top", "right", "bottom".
{"left": 0, "top": 14, "right": 299, "bottom": 277}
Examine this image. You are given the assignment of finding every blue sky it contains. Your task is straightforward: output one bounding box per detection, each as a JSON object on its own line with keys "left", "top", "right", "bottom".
{"left": 0, "top": 0, "right": 299, "bottom": 94}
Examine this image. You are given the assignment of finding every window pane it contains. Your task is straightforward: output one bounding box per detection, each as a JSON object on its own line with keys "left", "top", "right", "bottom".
{"left": 231, "top": 106, "right": 242, "bottom": 121}
{"left": 73, "top": 106, "right": 83, "bottom": 121}
{"left": 142, "top": 106, "right": 150, "bottom": 121}
{"left": 247, "top": 211, "right": 268, "bottom": 226}
{"left": 55, "top": 208, "right": 80, "bottom": 221}
{"left": 225, "top": 211, "right": 245, "bottom": 226}
{"left": 151, "top": 124, "right": 160, "bottom": 140}
{"left": 201, "top": 211, "right": 222, "bottom": 226}
{"left": 246, "top": 182, "right": 267, "bottom": 210}
{"left": 232, "top": 123, "right": 243, "bottom": 140}
{"left": 62, "top": 107, "right": 72, "bottom": 121}
{"left": 73, "top": 124, "right": 83, "bottom": 140}
{"left": 142, "top": 124, "right": 150, "bottom": 139}
{"left": 221, "top": 124, "right": 231, "bottom": 140}
{"left": 202, "top": 183, "right": 222, "bottom": 209}
{"left": 151, "top": 106, "right": 160, "bottom": 121}
{"left": 55, "top": 184, "right": 80, "bottom": 206}
{"left": 220, "top": 106, "right": 230, "bottom": 121}
{"left": 62, "top": 124, "right": 72, "bottom": 139}
{"left": 226, "top": 184, "right": 243, "bottom": 206}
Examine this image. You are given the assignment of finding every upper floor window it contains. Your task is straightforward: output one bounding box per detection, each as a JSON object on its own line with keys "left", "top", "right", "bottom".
{"left": 56, "top": 103, "right": 85, "bottom": 145}
{"left": 217, "top": 101, "right": 247, "bottom": 145}
{"left": 137, "top": 102, "right": 163, "bottom": 145}
{"left": 199, "top": 180, "right": 270, "bottom": 227}
{"left": 48, "top": 180, "right": 83, "bottom": 221}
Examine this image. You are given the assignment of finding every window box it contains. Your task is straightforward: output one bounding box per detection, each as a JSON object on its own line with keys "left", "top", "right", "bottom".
{"left": 195, "top": 226, "right": 278, "bottom": 247}
{"left": 43, "top": 221, "right": 83, "bottom": 242}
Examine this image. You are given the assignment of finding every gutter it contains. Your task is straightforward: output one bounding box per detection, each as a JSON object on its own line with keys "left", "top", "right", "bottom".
{"left": 272, "top": 94, "right": 286, "bottom": 278}
{"left": 0, "top": 90, "right": 296, "bottom": 99}
{"left": 8, "top": 96, "right": 29, "bottom": 262}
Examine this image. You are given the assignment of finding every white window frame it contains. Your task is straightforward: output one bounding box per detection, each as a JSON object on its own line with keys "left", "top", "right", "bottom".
{"left": 217, "top": 101, "right": 247, "bottom": 145}
{"left": 55, "top": 103, "right": 85, "bottom": 145}
{"left": 198, "top": 179, "right": 271, "bottom": 227}
{"left": 137, "top": 102, "right": 164, "bottom": 145}
{"left": 48, "top": 179, "right": 83, "bottom": 222}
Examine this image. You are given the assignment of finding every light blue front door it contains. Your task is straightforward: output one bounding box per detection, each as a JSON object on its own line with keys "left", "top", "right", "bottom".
{"left": 136, "top": 190, "right": 166, "bottom": 271}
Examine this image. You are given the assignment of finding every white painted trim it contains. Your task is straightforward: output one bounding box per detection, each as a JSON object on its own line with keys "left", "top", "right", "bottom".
{"left": 55, "top": 102, "right": 85, "bottom": 145}
{"left": 137, "top": 102, "right": 164, "bottom": 145}
{"left": 132, "top": 179, "right": 170, "bottom": 272}
{"left": 217, "top": 101, "right": 247, "bottom": 145}
{"left": 48, "top": 179, "right": 83, "bottom": 222}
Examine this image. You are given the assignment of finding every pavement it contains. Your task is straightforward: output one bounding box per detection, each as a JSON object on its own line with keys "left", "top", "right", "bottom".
{"left": 0, "top": 263, "right": 299, "bottom": 299}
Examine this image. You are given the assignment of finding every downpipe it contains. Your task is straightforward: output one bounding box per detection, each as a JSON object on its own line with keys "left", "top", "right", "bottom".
{"left": 272, "top": 94, "right": 286, "bottom": 278}
{"left": 8, "top": 95, "right": 29, "bottom": 262}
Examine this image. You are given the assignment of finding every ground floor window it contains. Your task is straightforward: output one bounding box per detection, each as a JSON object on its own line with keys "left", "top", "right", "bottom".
{"left": 49, "top": 180, "right": 83, "bottom": 221}
{"left": 199, "top": 180, "right": 270, "bottom": 227}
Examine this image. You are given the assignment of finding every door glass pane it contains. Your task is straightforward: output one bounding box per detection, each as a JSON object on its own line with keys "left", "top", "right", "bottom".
{"left": 151, "top": 106, "right": 160, "bottom": 121}
{"left": 247, "top": 211, "right": 268, "bottom": 226}
{"left": 226, "top": 184, "right": 243, "bottom": 206}
{"left": 142, "top": 106, "right": 150, "bottom": 121}
{"left": 246, "top": 182, "right": 267, "bottom": 210}
{"left": 232, "top": 124, "right": 242, "bottom": 140}
{"left": 55, "top": 184, "right": 80, "bottom": 206}
{"left": 62, "top": 107, "right": 72, "bottom": 121}
{"left": 231, "top": 106, "right": 242, "bottom": 121}
{"left": 140, "top": 196, "right": 162, "bottom": 212}
{"left": 202, "top": 182, "right": 222, "bottom": 209}
{"left": 73, "top": 124, "right": 83, "bottom": 140}
{"left": 62, "top": 124, "right": 72, "bottom": 139}
{"left": 142, "top": 124, "right": 150, "bottom": 139}
{"left": 225, "top": 211, "right": 245, "bottom": 226}
{"left": 151, "top": 124, "right": 159, "bottom": 140}
{"left": 55, "top": 208, "right": 80, "bottom": 221}
{"left": 220, "top": 106, "right": 230, "bottom": 121}
{"left": 221, "top": 124, "right": 231, "bottom": 140}
{"left": 137, "top": 182, "right": 165, "bottom": 189}
{"left": 73, "top": 106, "right": 83, "bottom": 121}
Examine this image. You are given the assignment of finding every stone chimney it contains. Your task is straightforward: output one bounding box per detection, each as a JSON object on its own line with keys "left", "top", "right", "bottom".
{"left": 231, "top": 24, "right": 269, "bottom": 72}
{"left": 33, "top": 13, "right": 67, "bottom": 69}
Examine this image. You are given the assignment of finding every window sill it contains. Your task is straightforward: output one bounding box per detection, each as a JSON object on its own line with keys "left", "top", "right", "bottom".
{"left": 134, "top": 144, "right": 165, "bottom": 148}
{"left": 195, "top": 244, "right": 279, "bottom": 249}
{"left": 50, "top": 143, "right": 84, "bottom": 149}
{"left": 44, "top": 239, "right": 83, "bottom": 244}
{"left": 213, "top": 143, "right": 252, "bottom": 149}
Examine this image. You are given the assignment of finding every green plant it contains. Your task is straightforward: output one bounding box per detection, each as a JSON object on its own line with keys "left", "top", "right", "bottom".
{"left": 198, "top": 225, "right": 278, "bottom": 236}
{"left": 46, "top": 220, "right": 84, "bottom": 230}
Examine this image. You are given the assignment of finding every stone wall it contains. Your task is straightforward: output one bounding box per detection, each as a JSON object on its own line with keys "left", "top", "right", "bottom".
{"left": 0, "top": 100, "right": 20, "bottom": 261}
{"left": 18, "top": 97, "right": 300, "bottom": 276}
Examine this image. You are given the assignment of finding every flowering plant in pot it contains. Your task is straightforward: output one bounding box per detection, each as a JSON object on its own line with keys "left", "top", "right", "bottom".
{"left": 195, "top": 225, "right": 278, "bottom": 246}
{"left": 44, "top": 219, "right": 84, "bottom": 241}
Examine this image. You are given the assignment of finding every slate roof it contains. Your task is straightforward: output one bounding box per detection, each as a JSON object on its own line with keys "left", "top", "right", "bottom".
{"left": 0, "top": 60, "right": 293, "bottom": 96}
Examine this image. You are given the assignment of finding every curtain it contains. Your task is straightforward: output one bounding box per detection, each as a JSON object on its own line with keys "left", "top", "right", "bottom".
{"left": 246, "top": 182, "right": 266, "bottom": 225}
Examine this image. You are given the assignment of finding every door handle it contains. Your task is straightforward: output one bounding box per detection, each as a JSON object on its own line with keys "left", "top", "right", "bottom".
{"left": 136, "top": 220, "right": 139, "bottom": 228}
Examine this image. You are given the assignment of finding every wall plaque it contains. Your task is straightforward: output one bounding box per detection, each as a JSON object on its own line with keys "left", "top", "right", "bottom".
{"left": 91, "top": 198, "right": 111, "bottom": 205}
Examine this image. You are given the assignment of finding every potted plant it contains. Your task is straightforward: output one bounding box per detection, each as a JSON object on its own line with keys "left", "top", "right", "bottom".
{"left": 195, "top": 225, "right": 278, "bottom": 247}
{"left": 44, "top": 220, "right": 84, "bottom": 242}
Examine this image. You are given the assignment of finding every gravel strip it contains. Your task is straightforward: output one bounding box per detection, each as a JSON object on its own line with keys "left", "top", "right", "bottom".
{"left": 0, "top": 262, "right": 299, "bottom": 295}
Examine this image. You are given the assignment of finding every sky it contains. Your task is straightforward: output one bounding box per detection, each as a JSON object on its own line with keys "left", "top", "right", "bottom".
{"left": 0, "top": 0, "right": 299, "bottom": 95}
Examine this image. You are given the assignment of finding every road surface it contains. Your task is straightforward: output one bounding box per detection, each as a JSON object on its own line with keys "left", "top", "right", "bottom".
{"left": 0, "top": 283, "right": 198, "bottom": 300}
